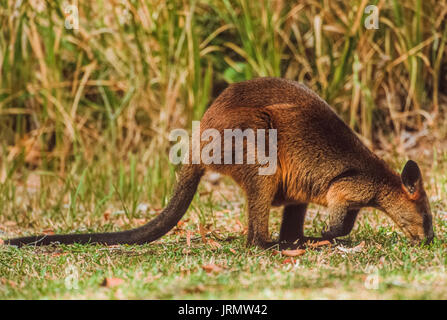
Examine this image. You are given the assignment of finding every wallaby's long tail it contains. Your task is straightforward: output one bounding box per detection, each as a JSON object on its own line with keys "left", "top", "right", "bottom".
{"left": 5, "top": 165, "right": 204, "bottom": 247}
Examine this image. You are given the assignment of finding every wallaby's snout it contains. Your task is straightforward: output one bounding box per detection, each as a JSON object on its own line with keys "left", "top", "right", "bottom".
{"left": 386, "top": 160, "right": 434, "bottom": 244}
{"left": 404, "top": 209, "right": 434, "bottom": 244}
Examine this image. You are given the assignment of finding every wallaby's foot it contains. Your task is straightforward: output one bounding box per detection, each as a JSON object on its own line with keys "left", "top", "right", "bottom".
{"left": 261, "top": 241, "right": 280, "bottom": 250}
{"left": 321, "top": 229, "right": 353, "bottom": 243}
{"left": 278, "top": 241, "right": 302, "bottom": 250}
{"left": 246, "top": 236, "right": 280, "bottom": 250}
{"left": 246, "top": 239, "right": 279, "bottom": 250}
{"left": 321, "top": 230, "right": 338, "bottom": 241}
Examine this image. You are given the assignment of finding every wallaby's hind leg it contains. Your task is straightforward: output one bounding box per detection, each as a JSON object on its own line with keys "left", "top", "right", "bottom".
{"left": 246, "top": 194, "right": 276, "bottom": 249}
{"left": 244, "top": 177, "right": 277, "bottom": 249}
{"left": 279, "top": 204, "right": 307, "bottom": 244}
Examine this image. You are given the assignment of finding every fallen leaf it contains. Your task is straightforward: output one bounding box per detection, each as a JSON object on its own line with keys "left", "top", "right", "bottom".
{"left": 0, "top": 278, "right": 17, "bottom": 287}
{"left": 229, "top": 248, "right": 236, "bottom": 254}
{"left": 177, "top": 220, "right": 185, "bottom": 227}
{"left": 51, "top": 252, "right": 67, "bottom": 257}
{"left": 42, "top": 229, "right": 55, "bottom": 235}
{"left": 282, "top": 258, "right": 297, "bottom": 265}
{"left": 101, "top": 277, "right": 124, "bottom": 288}
{"left": 199, "top": 224, "right": 208, "bottom": 244}
{"left": 281, "top": 249, "right": 306, "bottom": 257}
{"left": 307, "top": 240, "right": 331, "bottom": 248}
{"left": 207, "top": 239, "right": 222, "bottom": 250}
{"left": 186, "top": 230, "right": 192, "bottom": 247}
{"left": 234, "top": 219, "right": 244, "bottom": 232}
{"left": 202, "top": 263, "right": 224, "bottom": 274}
{"left": 337, "top": 241, "right": 365, "bottom": 254}
{"left": 103, "top": 210, "right": 111, "bottom": 221}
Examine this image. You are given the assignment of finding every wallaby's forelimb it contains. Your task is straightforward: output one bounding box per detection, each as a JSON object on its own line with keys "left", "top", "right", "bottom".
{"left": 322, "top": 207, "right": 359, "bottom": 240}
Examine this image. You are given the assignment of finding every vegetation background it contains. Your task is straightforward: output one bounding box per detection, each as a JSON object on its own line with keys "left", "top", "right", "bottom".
{"left": 0, "top": 0, "right": 447, "bottom": 299}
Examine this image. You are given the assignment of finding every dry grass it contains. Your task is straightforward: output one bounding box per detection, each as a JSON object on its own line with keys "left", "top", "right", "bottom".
{"left": 1, "top": 0, "right": 446, "bottom": 174}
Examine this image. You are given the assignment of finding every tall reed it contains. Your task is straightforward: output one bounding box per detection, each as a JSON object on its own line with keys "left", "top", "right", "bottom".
{"left": 0, "top": 0, "right": 445, "bottom": 174}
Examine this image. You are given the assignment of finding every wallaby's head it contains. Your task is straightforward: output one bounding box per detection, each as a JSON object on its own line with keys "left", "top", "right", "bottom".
{"left": 386, "top": 160, "right": 434, "bottom": 243}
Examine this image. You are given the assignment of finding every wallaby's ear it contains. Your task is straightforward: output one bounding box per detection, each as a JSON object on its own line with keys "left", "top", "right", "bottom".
{"left": 401, "top": 160, "right": 422, "bottom": 195}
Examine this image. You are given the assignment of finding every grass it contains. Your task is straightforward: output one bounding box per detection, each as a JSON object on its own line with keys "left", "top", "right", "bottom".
{"left": 1, "top": 232, "right": 447, "bottom": 299}
{"left": 1, "top": 149, "right": 447, "bottom": 299}
{"left": 1, "top": 0, "right": 446, "bottom": 172}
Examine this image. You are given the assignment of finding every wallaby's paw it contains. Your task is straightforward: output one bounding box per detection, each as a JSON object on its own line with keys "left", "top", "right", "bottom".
{"left": 321, "top": 230, "right": 338, "bottom": 241}
{"left": 260, "top": 241, "right": 280, "bottom": 250}
{"left": 246, "top": 240, "right": 279, "bottom": 250}
{"left": 278, "top": 240, "right": 306, "bottom": 250}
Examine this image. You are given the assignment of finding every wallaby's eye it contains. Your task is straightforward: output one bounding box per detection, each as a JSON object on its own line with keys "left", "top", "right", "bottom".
{"left": 401, "top": 160, "right": 421, "bottom": 194}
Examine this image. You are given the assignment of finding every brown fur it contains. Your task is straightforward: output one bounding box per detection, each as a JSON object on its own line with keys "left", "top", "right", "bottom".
{"left": 197, "top": 77, "right": 434, "bottom": 248}
{"left": 5, "top": 77, "right": 434, "bottom": 248}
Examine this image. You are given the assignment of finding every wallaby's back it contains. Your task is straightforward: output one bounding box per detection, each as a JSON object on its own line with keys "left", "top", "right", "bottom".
{"left": 202, "top": 77, "right": 394, "bottom": 205}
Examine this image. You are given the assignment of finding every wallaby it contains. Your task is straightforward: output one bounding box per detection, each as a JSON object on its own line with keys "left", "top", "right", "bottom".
{"left": 5, "top": 77, "right": 434, "bottom": 248}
